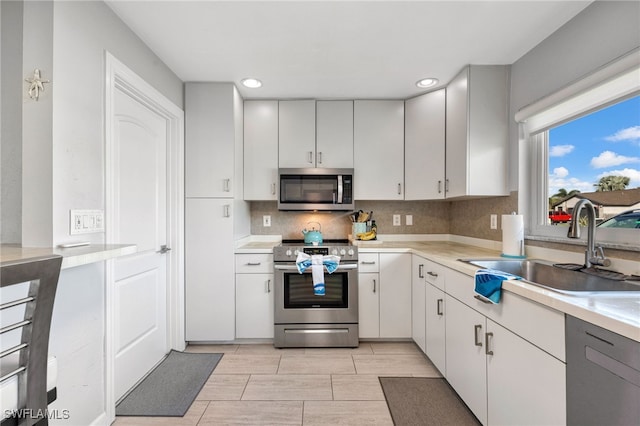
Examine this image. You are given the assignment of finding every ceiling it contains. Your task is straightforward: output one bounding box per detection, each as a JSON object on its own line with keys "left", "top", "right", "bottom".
{"left": 106, "top": 1, "right": 592, "bottom": 100}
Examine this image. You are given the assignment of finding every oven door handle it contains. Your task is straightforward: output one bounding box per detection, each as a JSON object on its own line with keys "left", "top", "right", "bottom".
{"left": 274, "top": 264, "right": 358, "bottom": 271}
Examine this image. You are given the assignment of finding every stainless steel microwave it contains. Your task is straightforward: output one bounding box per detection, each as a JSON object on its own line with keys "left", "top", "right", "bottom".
{"left": 278, "top": 168, "right": 354, "bottom": 211}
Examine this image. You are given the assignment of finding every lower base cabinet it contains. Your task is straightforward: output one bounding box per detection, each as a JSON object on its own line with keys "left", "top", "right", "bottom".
{"left": 235, "top": 273, "right": 274, "bottom": 339}
{"left": 425, "top": 282, "right": 446, "bottom": 375}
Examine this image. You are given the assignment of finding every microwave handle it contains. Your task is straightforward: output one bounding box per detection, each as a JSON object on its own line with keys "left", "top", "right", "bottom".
{"left": 337, "top": 175, "right": 343, "bottom": 204}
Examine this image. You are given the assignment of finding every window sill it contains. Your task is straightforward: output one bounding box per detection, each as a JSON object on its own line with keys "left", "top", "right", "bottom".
{"left": 526, "top": 234, "right": 640, "bottom": 253}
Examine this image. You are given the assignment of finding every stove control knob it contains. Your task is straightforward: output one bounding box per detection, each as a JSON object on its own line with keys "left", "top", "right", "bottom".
{"left": 348, "top": 249, "right": 355, "bottom": 256}
{"left": 294, "top": 249, "right": 299, "bottom": 256}
{"left": 339, "top": 249, "right": 346, "bottom": 256}
{"left": 332, "top": 249, "right": 338, "bottom": 255}
{"left": 286, "top": 249, "right": 293, "bottom": 257}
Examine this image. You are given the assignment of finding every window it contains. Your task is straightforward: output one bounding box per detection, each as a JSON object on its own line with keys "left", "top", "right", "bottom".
{"left": 518, "top": 51, "right": 640, "bottom": 248}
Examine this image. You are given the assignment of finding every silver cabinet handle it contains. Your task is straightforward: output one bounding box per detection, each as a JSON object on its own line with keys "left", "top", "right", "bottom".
{"left": 271, "top": 183, "right": 276, "bottom": 195}
{"left": 157, "top": 245, "right": 172, "bottom": 254}
{"left": 224, "top": 178, "right": 231, "bottom": 192}
{"left": 318, "top": 151, "right": 323, "bottom": 164}
{"left": 266, "top": 279, "right": 271, "bottom": 293}
{"left": 438, "top": 180, "right": 442, "bottom": 194}
{"left": 373, "top": 279, "right": 376, "bottom": 293}
{"left": 436, "top": 298, "right": 443, "bottom": 316}
{"left": 485, "top": 332, "right": 494, "bottom": 355}
{"left": 474, "top": 295, "right": 493, "bottom": 304}
{"left": 223, "top": 204, "right": 231, "bottom": 217}
{"left": 445, "top": 179, "right": 450, "bottom": 193}
{"left": 246, "top": 262, "right": 261, "bottom": 266}
{"left": 308, "top": 151, "right": 313, "bottom": 164}
{"left": 427, "top": 271, "right": 438, "bottom": 278}
{"left": 397, "top": 183, "right": 402, "bottom": 195}
{"left": 418, "top": 264, "right": 424, "bottom": 278}
{"left": 474, "top": 324, "right": 483, "bottom": 347}
{"left": 361, "top": 261, "right": 376, "bottom": 265}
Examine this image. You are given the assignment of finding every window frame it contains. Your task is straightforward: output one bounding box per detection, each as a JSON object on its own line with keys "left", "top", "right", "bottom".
{"left": 518, "top": 50, "right": 640, "bottom": 250}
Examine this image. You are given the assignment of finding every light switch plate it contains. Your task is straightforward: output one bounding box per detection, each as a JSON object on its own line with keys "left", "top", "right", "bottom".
{"left": 70, "top": 209, "right": 104, "bottom": 235}
{"left": 263, "top": 215, "right": 271, "bottom": 227}
{"left": 490, "top": 214, "right": 498, "bottom": 230}
{"left": 406, "top": 215, "right": 413, "bottom": 226}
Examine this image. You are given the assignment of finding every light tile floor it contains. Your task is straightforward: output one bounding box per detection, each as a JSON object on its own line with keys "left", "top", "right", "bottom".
{"left": 114, "top": 342, "right": 442, "bottom": 425}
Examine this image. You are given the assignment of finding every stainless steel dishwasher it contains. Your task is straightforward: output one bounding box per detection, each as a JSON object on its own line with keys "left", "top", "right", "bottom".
{"left": 566, "top": 315, "right": 640, "bottom": 425}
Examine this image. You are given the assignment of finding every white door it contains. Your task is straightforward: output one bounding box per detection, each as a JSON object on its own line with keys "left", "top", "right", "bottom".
{"left": 112, "top": 87, "right": 169, "bottom": 400}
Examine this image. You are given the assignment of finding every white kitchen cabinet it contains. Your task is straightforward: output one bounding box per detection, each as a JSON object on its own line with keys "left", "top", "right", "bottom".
{"left": 411, "top": 255, "right": 427, "bottom": 352}
{"left": 379, "top": 253, "right": 412, "bottom": 338}
{"left": 354, "top": 100, "right": 405, "bottom": 200}
{"left": 405, "top": 89, "right": 446, "bottom": 200}
{"left": 185, "top": 198, "right": 235, "bottom": 341}
{"left": 358, "top": 272, "right": 380, "bottom": 338}
{"left": 486, "top": 319, "right": 566, "bottom": 426}
{"left": 445, "top": 294, "right": 488, "bottom": 425}
{"left": 235, "top": 253, "right": 274, "bottom": 339}
{"left": 235, "top": 273, "right": 274, "bottom": 339}
{"left": 358, "top": 252, "right": 410, "bottom": 338}
{"left": 244, "top": 100, "right": 278, "bottom": 200}
{"left": 445, "top": 65, "right": 509, "bottom": 198}
{"left": 185, "top": 83, "right": 240, "bottom": 198}
{"left": 316, "top": 100, "right": 354, "bottom": 168}
{"left": 278, "top": 100, "right": 316, "bottom": 168}
{"left": 425, "top": 282, "right": 446, "bottom": 374}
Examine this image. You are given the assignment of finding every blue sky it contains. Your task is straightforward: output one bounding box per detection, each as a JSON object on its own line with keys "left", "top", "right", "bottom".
{"left": 548, "top": 95, "right": 640, "bottom": 196}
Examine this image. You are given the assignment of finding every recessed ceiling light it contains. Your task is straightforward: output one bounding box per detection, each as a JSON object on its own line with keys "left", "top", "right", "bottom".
{"left": 241, "top": 78, "right": 262, "bottom": 88}
{"left": 416, "top": 78, "right": 439, "bottom": 88}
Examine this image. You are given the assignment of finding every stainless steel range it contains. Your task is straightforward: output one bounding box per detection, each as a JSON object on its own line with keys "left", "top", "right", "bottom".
{"left": 273, "top": 240, "right": 359, "bottom": 348}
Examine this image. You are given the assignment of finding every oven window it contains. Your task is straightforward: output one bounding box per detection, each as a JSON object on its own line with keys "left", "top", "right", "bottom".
{"left": 280, "top": 175, "right": 338, "bottom": 204}
{"left": 284, "top": 272, "right": 348, "bottom": 308}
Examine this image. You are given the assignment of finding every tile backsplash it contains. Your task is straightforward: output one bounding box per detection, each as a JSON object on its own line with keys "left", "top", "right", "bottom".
{"left": 249, "top": 193, "right": 517, "bottom": 241}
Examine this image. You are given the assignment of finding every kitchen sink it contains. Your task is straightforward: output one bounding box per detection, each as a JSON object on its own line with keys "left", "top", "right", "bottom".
{"left": 460, "top": 258, "right": 640, "bottom": 294}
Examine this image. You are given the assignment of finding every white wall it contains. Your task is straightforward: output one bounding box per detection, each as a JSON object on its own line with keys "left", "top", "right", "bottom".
{"left": 509, "top": 1, "right": 640, "bottom": 197}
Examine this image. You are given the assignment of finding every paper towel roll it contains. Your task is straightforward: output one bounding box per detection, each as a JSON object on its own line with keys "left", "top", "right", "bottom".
{"left": 501, "top": 214, "right": 524, "bottom": 257}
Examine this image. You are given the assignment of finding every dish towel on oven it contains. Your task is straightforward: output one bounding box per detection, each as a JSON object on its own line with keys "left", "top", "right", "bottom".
{"left": 474, "top": 268, "right": 521, "bottom": 304}
{"left": 296, "top": 253, "right": 340, "bottom": 296}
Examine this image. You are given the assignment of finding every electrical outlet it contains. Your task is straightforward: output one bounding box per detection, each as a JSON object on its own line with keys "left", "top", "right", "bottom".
{"left": 263, "top": 215, "right": 271, "bottom": 227}
{"left": 393, "top": 214, "right": 401, "bottom": 226}
{"left": 490, "top": 214, "right": 498, "bottom": 230}
{"left": 70, "top": 209, "right": 104, "bottom": 235}
{"left": 406, "top": 215, "right": 413, "bottom": 226}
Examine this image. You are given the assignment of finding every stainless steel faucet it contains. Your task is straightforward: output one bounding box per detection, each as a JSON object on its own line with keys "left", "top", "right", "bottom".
{"left": 567, "top": 199, "right": 611, "bottom": 268}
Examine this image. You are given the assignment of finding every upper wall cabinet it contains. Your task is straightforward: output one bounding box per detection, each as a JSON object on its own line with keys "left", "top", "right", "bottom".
{"left": 445, "top": 65, "right": 510, "bottom": 198}
{"left": 278, "top": 100, "right": 316, "bottom": 168}
{"left": 354, "top": 100, "right": 405, "bottom": 200}
{"left": 244, "top": 100, "right": 278, "bottom": 200}
{"left": 405, "top": 89, "right": 446, "bottom": 200}
{"left": 316, "top": 100, "right": 354, "bottom": 168}
{"left": 185, "top": 83, "right": 240, "bottom": 198}
{"left": 278, "top": 100, "right": 354, "bottom": 169}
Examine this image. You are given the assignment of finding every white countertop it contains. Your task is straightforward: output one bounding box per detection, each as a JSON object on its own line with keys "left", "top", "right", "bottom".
{"left": 235, "top": 236, "right": 640, "bottom": 342}
{"left": 1, "top": 244, "right": 137, "bottom": 269}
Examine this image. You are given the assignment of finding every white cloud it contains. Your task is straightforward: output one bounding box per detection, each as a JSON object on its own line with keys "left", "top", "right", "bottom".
{"left": 605, "top": 126, "right": 640, "bottom": 142}
{"left": 596, "top": 168, "right": 640, "bottom": 189}
{"left": 548, "top": 173, "right": 593, "bottom": 197}
{"left": 549, "top": 144, "right": 574, "bottom": 157}
{"left": 590, "top": 151, "right": 640, "bottom": 168}
{"left": 552, "top": 167, "right": 569, "bottom": 178}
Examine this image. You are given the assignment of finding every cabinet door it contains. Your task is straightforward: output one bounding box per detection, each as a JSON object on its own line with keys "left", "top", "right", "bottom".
{"left": 486, "top": 319, "right": 566, "bottom": 426}
{"left": 411, "top": 255, "right": 427, "bottom": 352}
{"left": 405, "top": 89, "right": 446, "bottom": 200}
{"left": 445, "top": 68, "right": 469, "bottom": 199}
{"left": 185, "top": 83, "right": 236, "bottom": 198}
{"left": 358, "top": 272, "right": 380, "bottom": 338}
{"left": 279, "top": 100, "right": 316, "bottom": 168}
{"left": 425, "top": 283, "right": 446, "bottom": 374}
{"left": 235, "top": 273, "right": 274, "bottom": 339}
{"left": 316, "top": 100, "right": 354, "bottom": 168}
{"left": 244, "top": 100, "right": 278, "bottom": 200}
{"left": 379, "top": 253, "right": 412, "bottom": 338}
{"left": 354, "top": 100, "right": 405, "bottom": 200}
{"left": 185, "top": 198, "right": 235, "bottom": 341}
{"left": 445, "top": 294, "right": 487, "bottom": 425}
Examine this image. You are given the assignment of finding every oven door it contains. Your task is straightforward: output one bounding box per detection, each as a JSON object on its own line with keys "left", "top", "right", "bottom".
{"left": 274, "top": 263, "right": 358, "bottom": 324}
